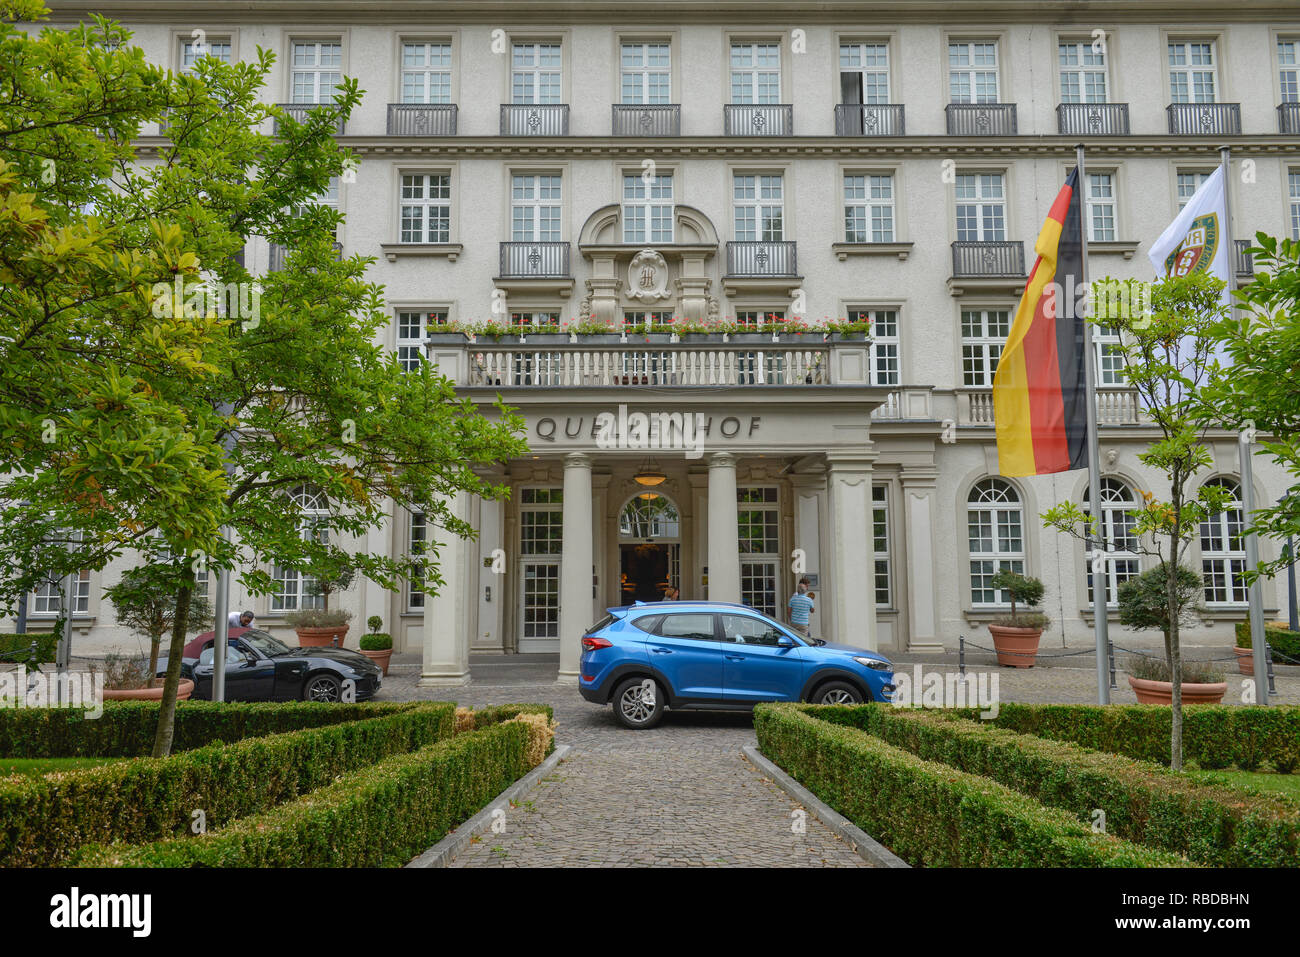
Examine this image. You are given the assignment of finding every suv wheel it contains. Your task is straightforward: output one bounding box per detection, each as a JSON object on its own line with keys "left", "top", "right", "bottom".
{"left": 812, "top": 681, "right": 865, "bottom": 705}
{"left": 612, "top": 676, "right": 665, "bottom": 729}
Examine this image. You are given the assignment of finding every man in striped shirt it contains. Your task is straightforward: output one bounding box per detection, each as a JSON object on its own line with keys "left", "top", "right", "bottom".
{"left": 787, "top": 578, "right": 814, "bottom": 637}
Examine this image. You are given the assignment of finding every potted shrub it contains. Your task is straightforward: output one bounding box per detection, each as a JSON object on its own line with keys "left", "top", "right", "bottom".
{"left": 358, "top": 615, "right": 394, "bottom": 674}
{"left": 98, "top": 651, "right": 193, "bottom": 701}
{"left": 1233, "top": 621, "right": 1300, "bottom": 676}
{"left": 103, "top": 563, "right": 213, "bottom": 685}
{"left": 288, "top": 563, "right": 355, "bottom": 647}
{"left": 987, "top": 570, "right": 1050, "bottom": 667}
{"left": 1118, "top": 563, "right": 1224, "bottom": 703}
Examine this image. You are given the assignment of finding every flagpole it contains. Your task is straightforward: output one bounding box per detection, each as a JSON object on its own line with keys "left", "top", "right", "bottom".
{"left": 1077, "top": 143, "right": 1110, "bottom": 706}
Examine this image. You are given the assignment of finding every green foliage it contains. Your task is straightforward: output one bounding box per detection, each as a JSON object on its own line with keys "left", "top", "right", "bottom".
{"left": 0, "top": 632, "right": 57, "bottom": 665}
{"left": 1125, "top": 654, "right": 1223, "bottom": 684}
{"left": 0, "top": 701, "right": 455, "bottom": 866}
{"left": 367, "top": 615, "right": 383, "bottom": 633}
{"left": 988, "top": 569, "right": 1049, "bottom": 628}
{"left": 284, "top": 607, "right": 352, "bottom": 629}
{"left": 753, "top": 704, "right": 1190, "bottom": 867}
{"left": 358, "top": 632, "right": 392, "bottom": 651}
{"left": 1235, "top": 622, "right": 1300, "bottom": 662}
{"left": 800, "top": 704, "right": 1297, "bottom": 866}
{"left": 103, "top": 562, "right": 213, "bottom": 674}
{"left": 73, "top": 721, "right": 531, "bottom": 868}
{"left": 1117, "top": 564, "right": 1205, "bottom": 638}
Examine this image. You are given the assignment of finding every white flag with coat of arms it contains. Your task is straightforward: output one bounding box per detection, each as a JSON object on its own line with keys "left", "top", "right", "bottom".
{"left": 1147, "top": 165, "right": 1232, "bottom": 307}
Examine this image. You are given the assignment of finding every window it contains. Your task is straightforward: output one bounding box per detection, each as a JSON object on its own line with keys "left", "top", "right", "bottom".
{"left": 396, "top": 309, "right": 447, "bottom": 371}
{"left": 843, "top": 174, "right": 895, "bottom": 243}
{"left": 520, "top": 488, "right": 563, "bottom": 639}
{"left": 512, "top": 42, "right": 561, "bottom": 104}
{"left": 653, "top": 613, "right": 716, "bottom": 641}
{"left": 732, "top": 310, "right": 785, "bottom": 384}
{"left": 1168, "top": 41, "right": 1216, "bottom": 104}
{"left": 623, "top": 310, "right": 672, "bottom": 327}
{"left": 407, "top": 511, "right": 427, "bottom": 610}
{"left": 30, "top": 571, "right": 90, "bottom": 616}
{"left": 839, "top": 41, "right": 890, "bottom": 104}
{"left": 737, "top": 487, "right": 779, "bottom": 616}
{"left": 1084, "top": 478, "right": 1140, "bottom": 607}
{"left": 511, "top": 174, "right": 562, "bottom": 242}
{"left": 949, "top": 41, "right": 999, "bottom": 103}
{"left": 1290, "top": 171, "right": 1300, "bottom": 242}
{"left": 872, "top": 484, "right": 891, "bottom": 607}
{"left": 619, "top": 493, "right": 679, "bottom": 538}
{"left": 401, "top": 42, "right": 451, "bottom": 103}
{"left": 1085, "top": 172, "right": 1116, "bottom": 242}
{"left": 622, "top": 173, "right": 674, "bottom": 244}
{"left": 1094, "top": 324, "right": 1125, "bottom": 385}
{"left": 510, "top": 311, "right": 560, "bottom": 327}
{"left": 730, "top": 42, "right": 781, "bottom": 104}
{"left": 620, "top": 41, "right": 670, "bottom": 104}
{"left": 1058, "top": 40, "right": 1107, "bottom": 103}
{"left": 961, "top": 309, "right": 1010, "bottom": 386}
{"left": 290, "top": 41, "right": 342, "bottom": 104}
{"left": 1176, "top": 170, "right": 1212, "bottom": 212}
{"left": 967, "top": 478, "right": 1025, "bottom": 606}
{"left": 720, "top": 613, "right": 786, "bottom": 646}
{"left": 1281, "top": 40, "right": 1300, "bottom": 102}
{"left": 181, "top": 37, "right": 231, "bottom": 69}
{"left": 733, "top": 174, "right": 784, "bottom": 241}
{"left": 271, "top": 486, "right": 329, "bottom": 611}
{"left": 849, "top": 308, "right": 899, "bottom": 387}
{"left": 1200, "top": 478, "right": 1247, "bottom": 605}
{"left": 399, "top": 174, "right": 450, "bottom": 244}
{"left": 955, "top": 173, "right": 1006, "bottom": 242}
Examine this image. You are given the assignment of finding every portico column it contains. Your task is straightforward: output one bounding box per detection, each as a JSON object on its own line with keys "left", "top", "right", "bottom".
{"left": 419, "top": 490, "right": 471, "bottom": 687}
{"left": 707, "top": 452, "right": 741, "bottom": 603}
{"left": 901, "top": 469, "right": 944, "bottom": 653}
{"left": 557, "top": 452, "right": 593, "bottom": 684}
{"left": 825, "top": 452, "right": 878, "bottom": 650}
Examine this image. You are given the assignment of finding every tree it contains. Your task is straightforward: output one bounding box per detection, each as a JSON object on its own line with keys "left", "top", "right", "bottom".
{"left": 1043, "top": 272, "right": 1233, "bottom": 770}
{"left": 103, "top": 560, "right": 212, "bottom": 680}
{"left": 1116, "top": 564, "right": 1205, "bottom": 652}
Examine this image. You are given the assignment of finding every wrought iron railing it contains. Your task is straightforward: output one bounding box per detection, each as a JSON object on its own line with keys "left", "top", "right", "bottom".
{"left": 950, "top": 241, "right": 1026, "bottom": 278}
{"left": 387, "top": 103, "right": 458, "bottom": 135}
{"left": 945, "top": 103, "right": 1017, "bottom": 135}
{"left": 1166, "top": 103, "right": 1242, "bottom": 135}
{"left": 498, "top": 241, "right": 571, "bottom": 278}
{"left": 1056, "top": 102, "right": 1130, "bottom": 136}
{"left": 834, "top": 104, "right": 906, "bottom": 136}
{"left": 723, "top": 104, "right": 793, "bottom": 136}
{"left": 500, "top": 104, "right": 569, "bottom": 135}
{"left": 612, "top": 104, "right": 681, "bottom": 136}
{"left": 725, "top": 241, "right": 798, "bottom": 277}
{"left": 274, "top": 103, "right": 345, "bottom": 135}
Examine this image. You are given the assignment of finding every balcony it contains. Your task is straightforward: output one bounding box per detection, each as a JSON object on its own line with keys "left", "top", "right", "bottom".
{"left": 945, "top": 103, "right": 1017, "bottom": 136}
{"left": 834, "top": 104, "right": 906, "bottom": 136}
{"left": 1235, "top": 239, "right": 1254, "bottom": 278}
{"left": 499, "top": 104, "right": 569, "bottom": 136}
{"left": 274, "top": 103, "right": 345, "bottom": 135}
{"left": 960, "top": 388, "right": 1140, "bottom": 427}
{"left": 1056, "top": 102, "right": 1130, "bottom": 136}
{"left": 612, "top": 104, "right": 681, "bottom": 136}
{"left": 724, "top": 241, "right": 798, "bottom": 278}
{"left": 1166, "top": 103, "right": 1241, "bottom": 135}
{"left": 386, "top": 104, "right": 458, "bottom": 135}
{"left": 723, "top": 104, "right": 793, "bottom": 136}
{"left": 495, "top": 241, "right": 572, "bottom": 294}
{"left": 1279, "top": 102, "right": 1300, "bottom": 134}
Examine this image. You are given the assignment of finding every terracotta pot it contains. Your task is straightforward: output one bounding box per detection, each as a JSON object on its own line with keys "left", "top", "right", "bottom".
{"left": 104, "top": 678, "right": 194, "bottom": 701}
{"left": 1127, "top": 675, "right": 1227, "bottom": 705}
{"left": 987, "top": 624, "right": 1042, "bottom": 668}
{"left": 359, "top": 648, "right": 393, "bottom": 675}
{"left": 295, "top": 625, "right": 349, "bottom": 648}
{"left": 1233, "top": 646, "right": 1254, "bottom": 676}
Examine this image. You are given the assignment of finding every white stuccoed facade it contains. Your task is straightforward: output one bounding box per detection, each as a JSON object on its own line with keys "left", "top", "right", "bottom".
{"left": 19, "top": 1, "right": 1300, "bottom": 685}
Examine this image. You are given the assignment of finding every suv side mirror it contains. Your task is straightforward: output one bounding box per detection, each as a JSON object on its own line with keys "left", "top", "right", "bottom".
{"left": 776, "top": 635, "right": 795, "bottom": 648}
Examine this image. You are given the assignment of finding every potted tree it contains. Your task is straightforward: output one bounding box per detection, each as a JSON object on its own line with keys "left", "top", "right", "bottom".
{"left": 358, "top": 615, "right": 394, "bottom": 674}
{"left": 98, "top": 651, "right": 193, "bottom": 701}
{"left": 1118, "top": 564, "right": 1226, "bottom": 704}
{"left": 287, "top": 563, "right": 355, "bottom": 648}
{"left": 987, "top": 570, "right": 1050, "bottom": 667}
{"left": 104, "top": 563, "right": 213, "bottom": 686}
{"left": 1233, "top": 621, "right": 1300, "bottom": 676}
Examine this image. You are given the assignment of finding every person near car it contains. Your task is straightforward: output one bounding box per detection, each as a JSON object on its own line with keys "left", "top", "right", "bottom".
{"left": 662, "top": 585, "right": 679, "bottom": 600}
{"left": 787, "top": 579, "right": 814, "bottom": 637}
{"left": 228, "top": 610, "right": 254, "bottom": 629}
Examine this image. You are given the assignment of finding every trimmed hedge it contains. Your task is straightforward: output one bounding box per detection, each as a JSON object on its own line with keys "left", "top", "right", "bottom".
{"left": 0, "top": 633, "right": 57, "bottom": 665}
{"left": 0, "top": 701, "right": 455, "bottom": 867}
{"left": 806, "top": 704, "right": 1299, "bottom": 867}
{"left": 0, "top": 700, "right": 426, "bottom": 758}
{"left": 950, "top": 702, "right": 1300, "bottom": 773}
{"left": 74, "top": 721, "right": 532, "bottom": 867}
{"left": 471, "top": 702, "right": 555, "bottom": 730}
{"left": 754, "top": 703, "right": 1192, "bottom": 867}
{"left": 1236, "top": 622, "right": 1300, "bottom": 663}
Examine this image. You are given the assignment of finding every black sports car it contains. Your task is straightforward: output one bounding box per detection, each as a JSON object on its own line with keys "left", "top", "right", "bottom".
{"left": 181, "top": 628, "right": 382, "bottom": 702}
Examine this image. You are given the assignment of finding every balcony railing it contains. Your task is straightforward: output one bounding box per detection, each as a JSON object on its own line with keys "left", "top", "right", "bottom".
{"left": 951, "top": 241, "right": 1025, "bottom": 278}
{"left": 945, "top": 103, "right": 1017, "bottom": 135}
{"left": 723, "top": 104, "right": 793, "bottom": 136}
{"left": 1056, "top": 102, "right": 1130, "bottom": 136}
{"left": 725, "top": 241, "right": 798, "bottom": 277}
{"left": 386, "top": 103, "right": 458, "bottom": 135}
{"left": 1279, "top": 102, "right": 1300, "bottom": 134}
{"left": 1166, "top": 103, "right": 1241, "bottom": 135}
{"left": 274, "top": 103, "right": 345, "bottom": 135}
{"left": 499, "top": 103, "right": 569, "bottom": 135}
{"left": 498, "top": 241, "right": 571, "bottom": 278}
{"left": 268, "top": 241, "right": 343, "bottom": 272}
{"left": 1235, "top": 239, "right": 1254, "bottom": 278}
{"left": 961, "top": 388, "right": 1140, "bottom": 426}
{"left": 834, "top": 104, "right": 906, "bottom": 136}
{"left": 612, "top": 104, "right": 681, "bottom": 136}
{"left": 466, "top": 342, "right": 828, "bottom": 387}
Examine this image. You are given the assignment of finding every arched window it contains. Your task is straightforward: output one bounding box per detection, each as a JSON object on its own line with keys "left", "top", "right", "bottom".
{"left": 1083, "top": 477, "right": 1140, "bottom": 607}
{"left": 1200, "top": 477, "right": 1247, "bottom": 605}
{"left": 271, "top": 486, "right": 330, "bottom": 611}
{"left": 967, "top": 478, "right": 1024, "bottom": 606}
{"left": 619, "top": 493, "right": 680, "bottom": 539}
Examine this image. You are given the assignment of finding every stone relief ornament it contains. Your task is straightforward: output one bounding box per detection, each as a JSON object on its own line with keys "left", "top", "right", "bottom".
{"left": 627, "top": 248, "right": 670, "bottom": 302}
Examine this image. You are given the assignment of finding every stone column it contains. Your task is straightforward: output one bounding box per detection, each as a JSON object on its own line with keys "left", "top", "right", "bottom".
{"left": 901, "top": 469, "right": 944, "bottom": 653}
{"left": 419, "top": 491, "right": 471, "bottom": 687}
{"left": 825, "top": 452, "right": 877, "bottom": 650}
{"left": 790, "top": 469, "right": 828, "bottom": 635}
{"left": 707, "top": 452, "right": 741, "bottom": 603}
{"left": 557, "top": 452, "right": 593, "bottom": 684}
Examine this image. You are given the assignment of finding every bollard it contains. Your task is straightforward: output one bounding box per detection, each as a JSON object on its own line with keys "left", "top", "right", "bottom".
{"left": 1107, "top": 639, "right": 1116, "bottom": 690}
{"left": 1265, "top": 637, "right": 1276, "bottom": 696}
{"left": 958, "top": 635, "right": 965, "bottom": 677}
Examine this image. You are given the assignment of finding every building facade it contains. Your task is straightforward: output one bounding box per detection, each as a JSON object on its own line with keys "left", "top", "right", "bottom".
{"left": 21, "top": 0, "right": 1300, "bottom": 685}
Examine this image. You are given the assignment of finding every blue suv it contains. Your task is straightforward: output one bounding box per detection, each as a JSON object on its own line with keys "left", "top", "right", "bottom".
{"left": 578, "top": 601, "right": 895, "bottom": 729}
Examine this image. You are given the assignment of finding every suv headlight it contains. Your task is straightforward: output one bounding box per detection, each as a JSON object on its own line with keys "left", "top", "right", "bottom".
{"left": 853, "top": 656, "right": 891, "bottom": 671}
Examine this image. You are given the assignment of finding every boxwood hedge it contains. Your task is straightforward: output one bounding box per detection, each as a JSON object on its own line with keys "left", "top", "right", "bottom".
{"left": 754, "top": 703, "right": 1192, "bottom": 868}
{"left": 0, "top": 701, "right": 455, "bottom": 867}
{"left": 805, "top": 703, "right": 1299, "bottom": 867}
{"left": 1236, "top": 622, "right": 1300, "bottom": 663}
{"left": 74, "top": 721, "right": 532, "bottom": 868}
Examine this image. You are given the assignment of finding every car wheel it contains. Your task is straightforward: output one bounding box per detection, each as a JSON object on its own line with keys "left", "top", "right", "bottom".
{"left": 612, "top": 676, "right": 665, "bottom": 730}
{"left": 812, "top": 681, "right": 865, "bottom": 705}
{"left": 303, "top": 674, "right": 342, "bottom": 703}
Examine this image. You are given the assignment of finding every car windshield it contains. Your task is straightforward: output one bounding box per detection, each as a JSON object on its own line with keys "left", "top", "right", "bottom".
{"left": 239, "top": 629, "right": 293, "bottom": 658}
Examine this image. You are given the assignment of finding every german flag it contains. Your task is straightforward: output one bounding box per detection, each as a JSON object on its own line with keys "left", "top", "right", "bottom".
{"left": 993, "top": 168, "right": 1088, "bottom": 476}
